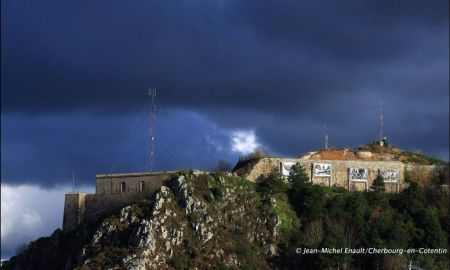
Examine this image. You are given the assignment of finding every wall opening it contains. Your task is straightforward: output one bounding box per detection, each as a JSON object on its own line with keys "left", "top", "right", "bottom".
{"left": 120, "top": 182, "right": 126, "bottom": 193}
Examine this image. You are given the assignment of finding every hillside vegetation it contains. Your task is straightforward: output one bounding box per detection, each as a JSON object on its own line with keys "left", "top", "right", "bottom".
{"left": 359, "top": 143, "right": 448, "bottom": 165}
{"left": 264, "top": 164, "right": 449, "bottom": 269}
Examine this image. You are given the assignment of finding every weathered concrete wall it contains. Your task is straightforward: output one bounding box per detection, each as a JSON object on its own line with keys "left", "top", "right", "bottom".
{"left": 63, "top": 193, "right": 86, "bottom": 232}
{"left": 246, "top": 158, "right": 406, "bottom": 192}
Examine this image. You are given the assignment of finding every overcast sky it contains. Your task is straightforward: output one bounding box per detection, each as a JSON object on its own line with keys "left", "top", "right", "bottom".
{"left": 1, "top": 0, "right": 448, "bottom": 259}
{"left": 2, "top": 0, "right": 449, "bottom": 186}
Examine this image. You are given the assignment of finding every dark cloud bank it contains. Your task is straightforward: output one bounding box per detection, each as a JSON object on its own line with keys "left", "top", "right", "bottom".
{"left": 1, "top": 0, "right": 449, "bottom": 187}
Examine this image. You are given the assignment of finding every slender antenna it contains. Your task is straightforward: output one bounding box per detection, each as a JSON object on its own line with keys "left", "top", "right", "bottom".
{"left": 379, "top": 100, "right": 384, "bottom": 142}
{"left": 149, "top": 86, "right": 157, "bottom": 172}
{"left": 324, "top": 124, "right": 328, "bottom": 149}
{"left": 72, "top": 169, "right": 75, "bottom": 193}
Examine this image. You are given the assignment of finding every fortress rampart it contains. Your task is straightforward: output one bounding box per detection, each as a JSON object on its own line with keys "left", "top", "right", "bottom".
{"left": 63, "top": 172, "right": 172, "bottom": 232}
{"left": 63, "top": 193, "right": 86, "bottom": 232}
{"left": 242, "top": 157, "right": 448, "bottom": 192}
{"left": 95, "top": 172, "right": 171, "bottom": 194}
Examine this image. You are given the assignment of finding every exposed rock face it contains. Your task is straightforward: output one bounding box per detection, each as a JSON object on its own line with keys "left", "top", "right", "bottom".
{"left": 3, "top": 173, "right": 280, "bottom": 270}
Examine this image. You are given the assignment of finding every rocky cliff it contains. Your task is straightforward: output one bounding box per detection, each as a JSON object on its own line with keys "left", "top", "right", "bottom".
{"left": 2, "top": 173, "right": 285, "bottom": 270}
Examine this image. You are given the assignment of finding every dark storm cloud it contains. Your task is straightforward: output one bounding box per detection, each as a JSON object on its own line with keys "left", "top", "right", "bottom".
{"left": 226, "top": 0, "right": 448, "bottom": 60}
{"left": 3, "top": 0, "right": 446, "bottom": 115}
{"left": 1, "top": 0, "right": 448, "bottom": 186}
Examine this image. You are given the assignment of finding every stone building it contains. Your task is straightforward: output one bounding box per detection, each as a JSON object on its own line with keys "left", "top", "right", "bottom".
{"left": 233, "top": 148, "right": 449, "bottom": 193}
{"left": 63, "top": 171, "right": 173, "bottom": 232}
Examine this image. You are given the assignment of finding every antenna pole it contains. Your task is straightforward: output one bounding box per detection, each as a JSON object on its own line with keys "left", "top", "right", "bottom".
{"left": 149, "top": 86, "right": 157, "bottom": 172}
{"left": 379, "top": 100, "right": 384, "bottom": 142}
{"left": 324, "top": 124, "right": 328, "bottom": 149}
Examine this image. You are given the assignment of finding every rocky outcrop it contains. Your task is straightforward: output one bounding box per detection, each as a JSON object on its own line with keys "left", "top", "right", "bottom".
{"left": 3, "top": 173, "right": 280, "bottom": 270}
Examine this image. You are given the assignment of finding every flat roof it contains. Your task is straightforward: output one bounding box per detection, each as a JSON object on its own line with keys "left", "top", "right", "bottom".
{"left": 96, "top": 171, "right": 177, "bottom": 179}
{"left": 276, "top": 157, "right": 405, "bottom": 164}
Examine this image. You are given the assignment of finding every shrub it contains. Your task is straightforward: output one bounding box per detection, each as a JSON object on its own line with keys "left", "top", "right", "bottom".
{"left": 167, "top": 257, "right": 184, "bottom": 270}
{"left": 256, "top": 170, "right": 287, "bottom": 197}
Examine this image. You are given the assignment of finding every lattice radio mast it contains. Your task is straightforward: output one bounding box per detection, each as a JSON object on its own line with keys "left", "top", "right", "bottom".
{"left": 379, "top": 100, "right": 384, "bottom": 142}
{"left": 149, "top": 86, "right": 157, "bottom": 172}
{"left": 324, "top": 124, "right": 329, "bottom": 149}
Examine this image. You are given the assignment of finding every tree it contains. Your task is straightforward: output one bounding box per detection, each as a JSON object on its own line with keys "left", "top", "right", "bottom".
{"left": 288, "top": 162, "right": 310, "bottom": 187}
{"left": 413, "top": 207, "right": 446, "bottom": 248}
{"left": 400, "top": 181, "right": 426, "bottom": 216}
{"left": 371, "top": 175, "right": 385, "bottom": 192}
{"left": 299, "top": 185, "right": 327, "bottom": 222}
{"left": 316, "top": 218, "right": 351, "bottom": 269}
{"left": 216, "top": 159, "right": 232, "bottom": 172}
{"left": 286, "top": 163, "right": 326, "bottom": 221}
{"left": 288, "top": 163, "right": 309, "bottom": 211}
{"left": 250, "top": 147, "right": 268, "bottom": 159}
{"left": 256, "top": 170, "right": 287, "bottom": 197}
{"left": 345, "top": 192, "right": 369, "bottom": 246}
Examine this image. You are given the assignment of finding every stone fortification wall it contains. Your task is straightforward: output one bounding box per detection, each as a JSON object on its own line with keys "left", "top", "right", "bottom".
{"left": 63, "top": 172, "right": 170, "bottom": 231}
{"left": 245, "top": 157, "right": 448, "bottom": 192}
{"left": 63, "top": 193, "right": 86, "bottom": 232}
{"left": 245, "top": 158, "right": 407, "bottom": 192}
{"left": 95, "top": 172, "right": 172, "bottom": 194}
{"left": 85, "top": 190, "right": 159, "bottom": 222}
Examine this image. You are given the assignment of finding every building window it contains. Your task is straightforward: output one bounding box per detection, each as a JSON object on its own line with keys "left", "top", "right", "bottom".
{"left": 120, "top": 182, "right": 126, "bottom": 193}
{"left": 139, "top": 181, "right": 145, "bottom": 192}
